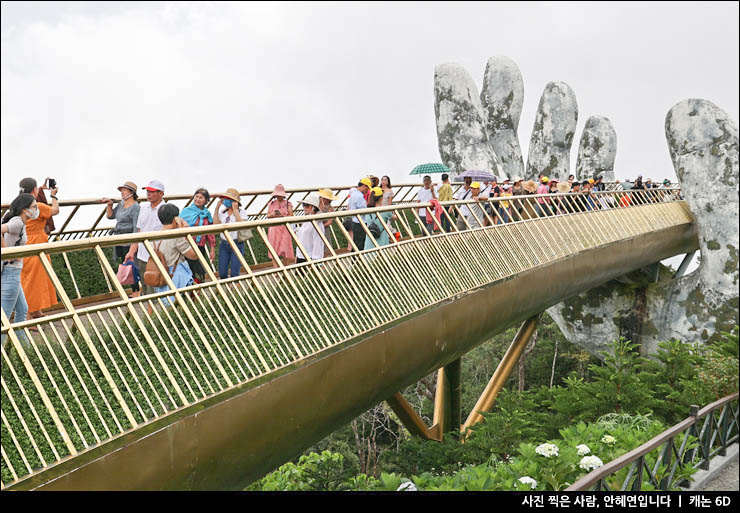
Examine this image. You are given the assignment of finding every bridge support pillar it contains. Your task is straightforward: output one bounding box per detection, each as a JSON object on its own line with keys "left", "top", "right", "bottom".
{"left": 460, "top": 315, "right": 539, "bottom": 438}
{"left": 386, "top": 393, "right": 439, "bottom": 440}
{"left": 645, "top": 263, "right": 660, "bottom": 283}
{"left": 432, "top": 359, "right": 461, "bottom": 438}
{"left": 673, "top": 251, "right": 697, "bottom": 279}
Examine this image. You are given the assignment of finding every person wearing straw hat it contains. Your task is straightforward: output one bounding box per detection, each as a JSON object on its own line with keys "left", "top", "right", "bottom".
{"left": 266, "top": 184, "right": 295, "bottom": 267}
{"left": 317, "top": 188, "right": 339, "bottom": 228}
{"left": 295, "top": 193, "right": 326, "bottom": 264}
{"left": 214, "top": 188, "right": 248, "bottom": 278}
{"left": 102, "top": 181, "right": 142, "bottom": 294}
{"left": 554, "top": 181, "right": 571, "bottom": 215}
{"left": 124, "top": 179, "right": 165, "bottom": 296}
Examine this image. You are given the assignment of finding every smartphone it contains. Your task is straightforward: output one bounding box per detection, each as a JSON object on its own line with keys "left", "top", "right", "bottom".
{"left": 48, "top": 178, "right": 56, "bottom": 189}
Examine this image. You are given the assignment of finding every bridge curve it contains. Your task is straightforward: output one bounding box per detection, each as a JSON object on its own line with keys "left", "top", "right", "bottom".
{"left": 1, "top": 188, "right": 697, "bottom": 489}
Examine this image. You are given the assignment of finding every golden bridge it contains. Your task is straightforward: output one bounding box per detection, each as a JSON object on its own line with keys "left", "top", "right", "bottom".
{"left": 1, "top": 183, "right": 698, "bottom": 490}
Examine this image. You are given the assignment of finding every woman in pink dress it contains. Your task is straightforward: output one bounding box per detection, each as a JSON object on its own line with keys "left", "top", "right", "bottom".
{"left": 266, "top": 184, "right": 295, "bottom": 267}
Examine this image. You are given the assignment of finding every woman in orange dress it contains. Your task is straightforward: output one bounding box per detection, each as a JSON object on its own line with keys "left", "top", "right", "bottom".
{"left": 19, "top": 178, "right": 60, "bottom": 318}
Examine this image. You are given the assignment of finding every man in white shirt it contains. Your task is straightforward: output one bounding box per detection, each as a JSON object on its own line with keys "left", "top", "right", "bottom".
{"left": 415, "top": 175, "right": 436, "bottom": 234}
{"left": 347, "top": 178, "right": 371, "bottom": 250}
{"left": 125, "top": 179, "right": 165, "bottom": 295}
{"left": 453, "top": 176, "right": 473, "bottom": 231}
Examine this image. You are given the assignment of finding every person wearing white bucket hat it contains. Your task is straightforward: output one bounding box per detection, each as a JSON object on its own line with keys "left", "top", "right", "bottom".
{"left": 295, "top": 193, "right": 325, "bottom": 264}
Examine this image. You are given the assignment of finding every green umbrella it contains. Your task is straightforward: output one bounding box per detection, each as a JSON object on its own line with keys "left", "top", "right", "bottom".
{"left": 410, "top": 163, "right": 450, "bottom": 175}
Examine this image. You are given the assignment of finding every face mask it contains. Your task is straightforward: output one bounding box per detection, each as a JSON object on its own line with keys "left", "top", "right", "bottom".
{"left": 26, "top": 207, "right": 40, "bottom": 220}
{"left": 121, "top": 193, "right": 132, "bottom": 201}
{"left": 223, "top": 199, "right": 233, "bottom": 208}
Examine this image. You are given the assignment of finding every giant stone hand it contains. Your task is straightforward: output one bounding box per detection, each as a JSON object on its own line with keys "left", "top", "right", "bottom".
{"left": 434, "top": 57, "right": 739, "bottom": 356}
{"left": 435, "top": 56, "right": 615, "bottom": 182}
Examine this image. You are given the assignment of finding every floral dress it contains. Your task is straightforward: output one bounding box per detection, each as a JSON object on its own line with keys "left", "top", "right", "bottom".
{"left": 266, "top": 199, "right": 295, "bottom": 260}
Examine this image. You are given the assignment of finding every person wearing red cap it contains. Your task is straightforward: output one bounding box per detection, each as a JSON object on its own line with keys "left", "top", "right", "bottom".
{"left": 125, "top": 180, "right": 165, "bottom": 295}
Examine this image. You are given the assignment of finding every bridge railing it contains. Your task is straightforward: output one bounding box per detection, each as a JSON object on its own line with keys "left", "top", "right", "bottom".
{"left": 0, "top": 187, "right": 689, "bottom": 489}
{"left": 567, "top": 392, "right": 739, "bottom": 491}
{"left": 0, "top": 181, "right": 632, "bottom": 243}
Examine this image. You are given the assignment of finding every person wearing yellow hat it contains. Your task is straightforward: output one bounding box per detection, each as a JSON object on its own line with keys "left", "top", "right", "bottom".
{"left": 463, "top": 182, "right": 486, "bottom": 229}
{"left": 347, "top": 178, "right": 371, "bottom": 250}
{"left": 363, "top": 187, "right": 392, "bottom": 249}
{"left": 535, "top": 176, "right": 552, "bottom": 216}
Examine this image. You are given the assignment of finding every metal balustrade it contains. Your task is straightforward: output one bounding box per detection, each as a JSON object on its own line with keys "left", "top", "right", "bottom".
{"left": 0, "top": 181, "right": 634, "bottom": 243}
{"left": 1, "top": 187, "right": 691, "bottom": 489}
{"left": 568, "top": 393, "right": 739, "bottom": 491}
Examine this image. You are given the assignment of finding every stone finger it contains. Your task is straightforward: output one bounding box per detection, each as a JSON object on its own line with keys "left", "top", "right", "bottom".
{"left": 434, "top": 62, "right": 502, "bottom": 176}
{"left": 481, "top": 56, "right": 525, "bottom": 180}
{"left": 526, "top": 81, "right": 578, "bottom": 181}
{"left": 575, "top": 115, "right": 617, "bottom": 181}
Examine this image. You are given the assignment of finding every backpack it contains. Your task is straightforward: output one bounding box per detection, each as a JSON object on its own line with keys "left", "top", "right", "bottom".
{"left": 143, "top": 241, "right": 175, "bottom": 288}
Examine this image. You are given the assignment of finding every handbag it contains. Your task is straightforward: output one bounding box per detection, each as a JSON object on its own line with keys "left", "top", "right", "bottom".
{"left": 237, "top": 228, "right": 253, "bottom": 242}
{"left": 368, "top": 222, "right": 381, "bottom": 238}
{"left": 116, "top": 261, "right": 135, "bottom": 285}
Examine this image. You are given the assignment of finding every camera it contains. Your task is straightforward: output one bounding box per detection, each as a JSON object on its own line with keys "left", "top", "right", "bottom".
{"left": 48, "top": 178, "right": 57, "bottom": 189}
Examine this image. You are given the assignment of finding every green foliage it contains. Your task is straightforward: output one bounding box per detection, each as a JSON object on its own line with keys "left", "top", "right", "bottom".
{"left": 252, "top": 451, "right": 356, "bottom": 491}
{"left": 709, "top": 326, "right": 739, "bottom": 359}
{"left": 350, "top": 415, "right": 699, "bottom": 492}
{"left": 579, "top": 338, "right": 654, "bottom": 416}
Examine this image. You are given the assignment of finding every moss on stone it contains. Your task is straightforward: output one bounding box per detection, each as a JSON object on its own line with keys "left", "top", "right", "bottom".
{"left": 725, "top": 244, "right": 739, "bottom": 284}
{"left": 706, "top": 240, "right": 721, "bottom": 250}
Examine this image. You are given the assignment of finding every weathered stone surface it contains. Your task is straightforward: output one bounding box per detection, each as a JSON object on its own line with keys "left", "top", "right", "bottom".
{"left": 431, "top": 56, "right": 738, "bottom": 358}
{"left": 481, "top": 56, "right": 525, "bottom": 180}
{"left": 526, "top": 82, "right": 578, "bottom": 181}
{"left": 434, "top": 63, "right": 502, "bottom": 176}
{"left": 576, "top": 115, "right": 617, "bottom": 181}
{"left": 548, "top": 100, "right": 739, "bottom": 357}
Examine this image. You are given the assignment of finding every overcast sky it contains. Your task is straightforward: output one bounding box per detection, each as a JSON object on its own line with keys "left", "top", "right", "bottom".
{"left": 2, "top": 1, "right": 738, "bottom": 205}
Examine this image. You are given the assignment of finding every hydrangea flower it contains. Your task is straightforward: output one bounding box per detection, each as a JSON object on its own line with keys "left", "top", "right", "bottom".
{"left": 601, "top": 435, "right": 616, "bottom": 445}
{"left": 518, "top": 476, "right": 538, "bottom": 489}
{"left": 535, "top": 442, "right": 559, "bottom": 458}
{"left": 579, "top": 455, "right": 604, "bottom": 471}
{"left": 576, "top": 444, "right": 591, "bottom": 456}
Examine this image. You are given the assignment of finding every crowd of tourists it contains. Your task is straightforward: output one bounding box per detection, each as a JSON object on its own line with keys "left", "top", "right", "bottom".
{"left": 2, "top": 172, "right": 678, "bottom": 326}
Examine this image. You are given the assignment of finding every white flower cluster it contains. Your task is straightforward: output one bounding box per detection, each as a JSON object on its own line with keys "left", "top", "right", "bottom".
{"left": 601, "top": 435, "right": 617, "bottom": 445}
{"left": 576, "top": 444, "right": 591, "bottom": 456}
{"left": 579, "top": 455, "right": 604, "bottom": 471}
{"left": 518, "top": 476, "right": 538, "bottom": 489}
{"left": 397, "top": 481, "right": 417, "bottom": 492}
{"left": 535, "top": 442, "right": 559, "bottom": 458}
